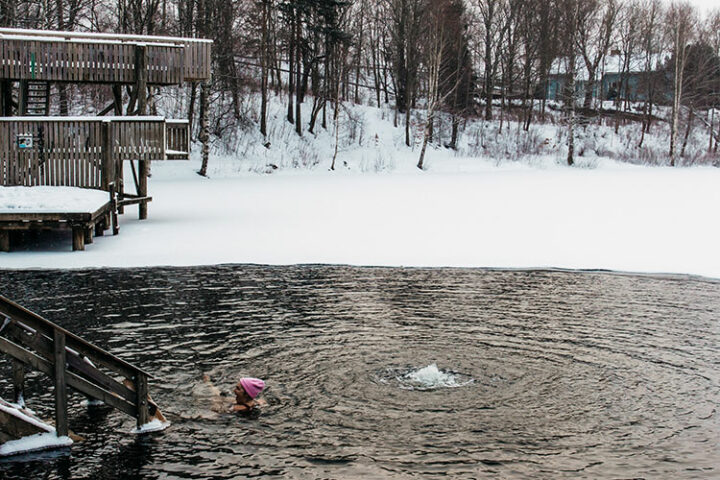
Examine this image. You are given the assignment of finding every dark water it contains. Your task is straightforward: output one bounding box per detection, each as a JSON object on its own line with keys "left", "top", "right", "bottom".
{"left": 0, "top": 266, "right": 718, "bottom": 479}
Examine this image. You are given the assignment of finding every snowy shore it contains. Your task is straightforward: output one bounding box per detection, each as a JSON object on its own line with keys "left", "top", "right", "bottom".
{"left": 1, "top": 153, "right": 719, "bottom": 280}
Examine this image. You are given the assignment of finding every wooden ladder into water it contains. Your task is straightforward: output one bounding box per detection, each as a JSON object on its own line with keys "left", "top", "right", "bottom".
{"left": 0, "top": 295, "right": 161, "bottom": 446}
{"left": 19, "top": 81, "right": 50, "bottom": 116}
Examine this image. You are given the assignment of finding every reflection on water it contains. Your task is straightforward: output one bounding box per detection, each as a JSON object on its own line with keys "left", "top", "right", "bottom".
{"left": 0, "top": 266, "right": 718, "bottom": 479}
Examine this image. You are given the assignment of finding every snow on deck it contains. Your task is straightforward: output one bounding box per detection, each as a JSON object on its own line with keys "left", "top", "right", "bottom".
{"left": 0, "top": 186, "right": 110, "bottom": 214}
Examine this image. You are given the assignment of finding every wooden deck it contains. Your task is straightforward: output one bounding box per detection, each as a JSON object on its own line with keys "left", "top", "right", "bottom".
{"left": 0, "top": 28, "right": 210, "bottom": 250}
{"left": 0, "top": 28, "right": 211, "bottom": 84}
{"left": 0, "top": 191, "right": 117, "bottom": 251}
{"left": 0, "top": 116, "right": 188, "bottom": 250}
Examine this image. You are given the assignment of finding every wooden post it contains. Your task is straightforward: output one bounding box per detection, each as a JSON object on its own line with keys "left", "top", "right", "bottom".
{"left": 84, "top": 226, "right": 94, "bottom": 245}
{"left": 135, "top": 45, "right": 148, "bottom": 115}
{"left": 72, "top": 225, "right": 85, "bottom": 251}
{"left": 0, "top": 80, "right": 11, "bottom": 116}
{"left": 110, "top": 183, "right": 119, "bottom": 235}
{"left": 101, "top": 122, "right": 113, "bottom": 192}
{"left": 0, "top": 230, "right": 9, "bottom": 252}
{"left": 135, "top": 45, "right": 149, "bottom": 220}
{"left": 18, "top": 80, "right": 28, "bottom": 115}
{"left": 112, "top": 85, "right": 123, "bottom": 115}
{"left": 53, "top": 330, "right": 68, "bottom": 438}
{"left": 12, "top": 360, "right": 25, "bottom": 404}
{"left": 136, "top": 373, "right": 149, "bottom": 429}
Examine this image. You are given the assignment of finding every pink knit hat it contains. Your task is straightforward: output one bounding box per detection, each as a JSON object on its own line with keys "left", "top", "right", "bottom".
{"left": 239, "top": 377, "right": 265, "bottom": 399}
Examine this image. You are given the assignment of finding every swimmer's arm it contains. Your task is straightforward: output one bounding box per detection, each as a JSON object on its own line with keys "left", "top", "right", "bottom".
{"left": 232, "top": 399, "right": 266, "bottom": 412}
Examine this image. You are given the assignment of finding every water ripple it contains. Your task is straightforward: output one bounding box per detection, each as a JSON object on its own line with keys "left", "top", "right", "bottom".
{"left": 0, "top": 266, "right": 718, "bottom": 479}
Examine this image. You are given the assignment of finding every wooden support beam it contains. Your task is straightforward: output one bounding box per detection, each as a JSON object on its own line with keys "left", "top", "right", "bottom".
{"left": 0, "top": 229, "right": 9, "bottom": 252}
{"left": 110, "top": 183, "right": 119, "bottom": 236}
{"left": 12, "top": 360, "right": 24, "bottom": 404}
{"left": 97, "top": 102, "right": 116, "bottom": 117}
{"left": 18, "top": 80, "right": 28, "bottom": 115}
{"left": 101, "top": 123, "right": 113, "bottom": 192}
{"left": 135, "top": 46, "right": 148, "bottom": 115}
{"left": 112, "top": 85, "right": 123, "bottom": 115}
{"left": 71, "top": 225, "right": 85, "bottom": 251}
{"left": 0, "top": 80, "right": 11, "bottom": 116}
{"left": 53, "top": 330, "right": 68, "bottom": 437}
{"left": 135, "top": 44, "right": 150, "bottom": 220}
{"left": 136, "top": 373, "right": 149, "bottom": 428}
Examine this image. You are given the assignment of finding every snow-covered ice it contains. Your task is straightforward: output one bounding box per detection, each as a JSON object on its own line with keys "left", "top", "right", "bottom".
{"left": 1, "top": 155, "right": 718, "bottom": 280}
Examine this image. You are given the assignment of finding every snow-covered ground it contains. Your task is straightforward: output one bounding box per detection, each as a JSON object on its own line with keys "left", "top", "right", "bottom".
{"left": 1, "top": 102, "right": 719, "bottom": 279}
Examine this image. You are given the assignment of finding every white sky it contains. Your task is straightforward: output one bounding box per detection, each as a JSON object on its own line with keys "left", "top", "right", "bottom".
{"left": 690, "top": 0, "right": 718, "bottom": 15}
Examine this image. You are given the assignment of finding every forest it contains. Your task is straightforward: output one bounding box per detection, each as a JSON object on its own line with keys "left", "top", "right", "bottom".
{"left": 1, "top": 0, "right": 719, "bottom": 168}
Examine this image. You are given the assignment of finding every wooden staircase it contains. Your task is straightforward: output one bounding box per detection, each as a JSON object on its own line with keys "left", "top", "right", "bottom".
{"left": 0, "top": 296, "right": 164, "bottom": 453}
{"left": 20, "top": 81, "right": 50, "bottom": 116}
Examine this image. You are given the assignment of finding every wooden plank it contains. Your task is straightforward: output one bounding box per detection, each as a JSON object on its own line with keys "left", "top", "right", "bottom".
{"left": 12, "top": 360, "right": 24, "bottom": 404}
{"left": 136, "top": 373, "right": 149, "bottom": 428}
{"left": 53, "top": 330, "right": 68, "bottom": 437}
{"left": 0, "top": 230, "right": 9, "bottom": 252}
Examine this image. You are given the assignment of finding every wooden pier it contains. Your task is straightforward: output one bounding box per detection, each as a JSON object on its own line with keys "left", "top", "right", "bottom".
{"left": 0, "top": 28, "right": 211, "bottom": 251}
{"left": 0, "top": 295, "right": 163, "bottom": 454}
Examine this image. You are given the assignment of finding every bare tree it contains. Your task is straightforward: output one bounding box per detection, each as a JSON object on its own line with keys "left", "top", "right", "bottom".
{"left": 667, "top": 1, "right": 695, "bottom": 166}
{"left": 576, "top": 0, "right": 618, "bottom": 110}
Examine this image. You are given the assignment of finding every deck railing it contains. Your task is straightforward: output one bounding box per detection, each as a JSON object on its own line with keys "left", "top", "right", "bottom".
{"left": 0, "top": 28, "right": 212, "bottom": 84}
{"left": 0, "top": 116, "right": 186, "bottom": 188}
{"left": 166, "top": 120, "right": 190, "bottom": 159}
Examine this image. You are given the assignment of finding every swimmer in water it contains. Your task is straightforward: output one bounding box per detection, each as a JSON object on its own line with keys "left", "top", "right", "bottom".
{"left": 203, "top": 375, "right": 267, "bottom": 413}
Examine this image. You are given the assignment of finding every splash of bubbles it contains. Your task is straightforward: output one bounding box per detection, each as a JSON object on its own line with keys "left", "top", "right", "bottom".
{"left": 397, "top": 363, "right": 474, "bottom": 391}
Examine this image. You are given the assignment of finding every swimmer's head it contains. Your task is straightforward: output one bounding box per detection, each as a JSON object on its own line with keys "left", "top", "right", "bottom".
{"left": 238, "top": 377, "right": 265, "bottom": 399}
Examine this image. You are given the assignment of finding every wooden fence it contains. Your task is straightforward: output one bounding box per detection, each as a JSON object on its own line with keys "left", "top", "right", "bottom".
{"left": 0, "top": 117, "right": 187, "bottom": 188}
{"left": 0, "top": 28, "right": 211, "bottom": 83}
